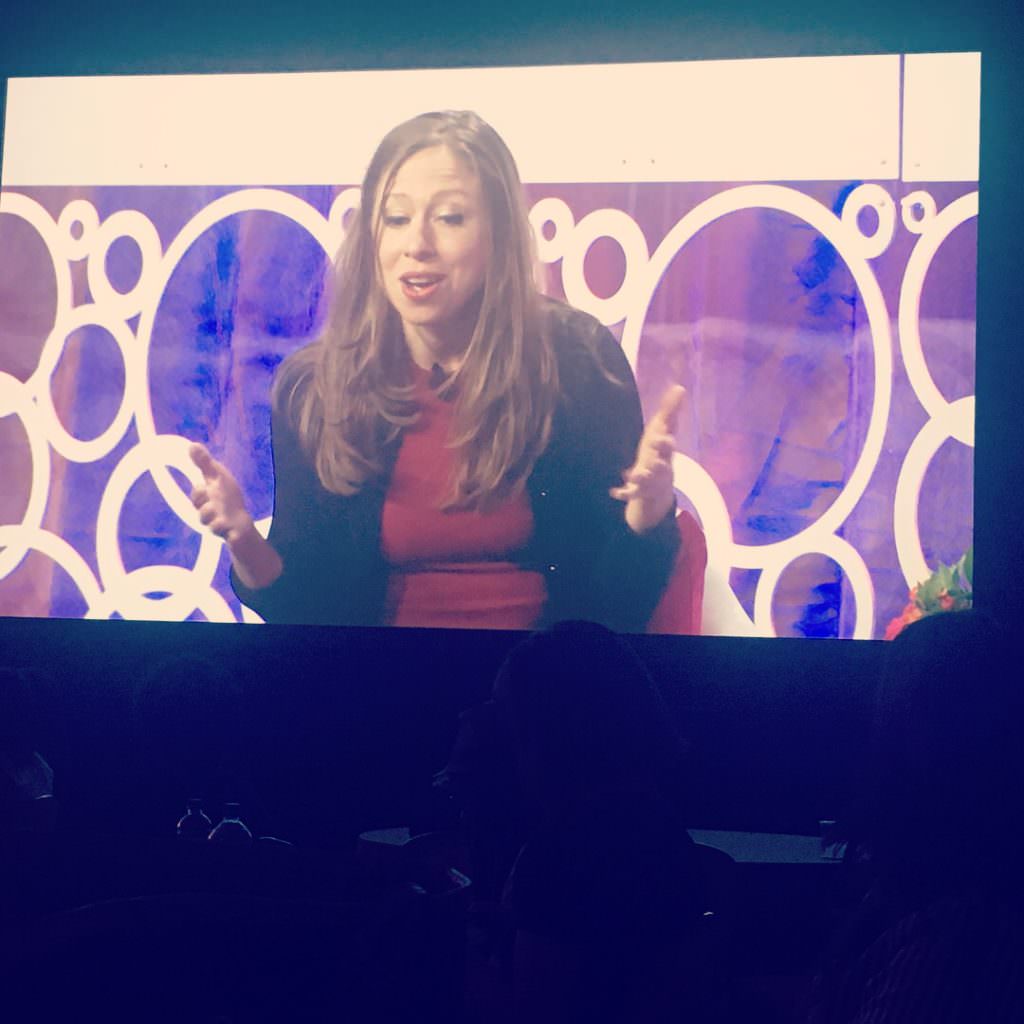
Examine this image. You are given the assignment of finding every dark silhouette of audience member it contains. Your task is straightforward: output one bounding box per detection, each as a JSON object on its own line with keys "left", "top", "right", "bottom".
{"left": 132, "top": 655, "right": 265, "bottom": 836}
{"left": 0, "top": 666, "right": 60, "bottom": 930}
{"left": 809, "top": 610, "right": 1024, "bottom": 1022}
{"left": 442, "top": 621, "right": 711, "bottom": 1023}
{"left": 0, "top": 667, "right": 56, "bottom": 835}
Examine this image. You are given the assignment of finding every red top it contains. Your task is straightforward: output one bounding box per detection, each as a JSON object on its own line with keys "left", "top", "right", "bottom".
{"left": 380, "top": 367, "right": 547, "bottom": 629}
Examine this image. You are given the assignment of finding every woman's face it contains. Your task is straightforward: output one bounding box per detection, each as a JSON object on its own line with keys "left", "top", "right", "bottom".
{"left": 376, "top": 145, "right": 491, "bottom": 367}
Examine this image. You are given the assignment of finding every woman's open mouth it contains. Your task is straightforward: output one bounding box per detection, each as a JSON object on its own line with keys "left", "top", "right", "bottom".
{"left": 400, "top": 273, "right": 445, "bottom": 300}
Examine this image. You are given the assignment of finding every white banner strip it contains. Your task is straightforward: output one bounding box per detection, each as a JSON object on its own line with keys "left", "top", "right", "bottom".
{"left": 902, "top": 52, "right": 981, "bottom": 183}
{"left": 1, "top": 55, "right": 914, "bottom": 186}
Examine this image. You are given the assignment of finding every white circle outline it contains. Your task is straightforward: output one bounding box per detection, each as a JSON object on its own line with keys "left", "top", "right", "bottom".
{"left": 95, "top": 433, "right": 222, "bottom": 620}
{"left": 0, "top": 373, "right": 52, "bottom": 579}
{"left": 897, "top": 191, "right": 978, "bottom": 432}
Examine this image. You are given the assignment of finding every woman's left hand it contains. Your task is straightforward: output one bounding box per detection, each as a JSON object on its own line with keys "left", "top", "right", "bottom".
{"left": 610, "top": 385, "right": 685, "bottom": 535}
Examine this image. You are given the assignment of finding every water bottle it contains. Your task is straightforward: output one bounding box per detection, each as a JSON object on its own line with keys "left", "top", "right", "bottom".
{"left": 208, "top": 802, "right": 253, "bottom": 844}
{"left": 176, "top": 798, "right": 213, "bottom": 841}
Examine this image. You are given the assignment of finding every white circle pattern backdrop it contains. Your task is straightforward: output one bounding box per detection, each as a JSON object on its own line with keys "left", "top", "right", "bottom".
{"left": 0, "top": 184, "right": 975, "bottom": 634}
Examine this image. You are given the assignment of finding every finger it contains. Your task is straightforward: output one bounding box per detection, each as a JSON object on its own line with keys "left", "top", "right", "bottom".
{"left": 188, "top": 442, "right": 219, "bottom": 483}
{"left": 609, "top": 483, "right": 638, "bottom": 502}
{"left": 190, "top": 485, "right": 208, "bottom": 508}
{"left": 207, "top": 519, "right": 231, "bottom": 539}
{"left": 650, "top": 385, "right": 686, "bottom": 434}
{"left": 629, "top": 438, "right": 672, "bottom": 478}
{"left": 625, "top": 468, "right": 655, "bottom": 492}
{"left": 624, "top": 462, "right": 673, "bottom": 498}
{"left": 642, "top": 433, "right": 675, "bottom": 460}
{"left": 632, "top": 457, "right": 672, "bottom": 480}
{"left": 198, "top": 503, "right": 218, "bottom": 526}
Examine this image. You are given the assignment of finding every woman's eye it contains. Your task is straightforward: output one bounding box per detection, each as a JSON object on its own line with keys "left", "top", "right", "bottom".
{"left": 382, "top": 214, "right": 409, "bottom": 227}
{"left": 438, "top": 213, "right": 464, "bottom": 226}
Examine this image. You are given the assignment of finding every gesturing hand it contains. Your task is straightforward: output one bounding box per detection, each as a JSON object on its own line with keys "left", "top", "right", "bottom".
{"left": 610, "top": 385, "right": 685, "bottom": 535}
{"left": 188, "top": 443, "right": 254, "bottom": 548}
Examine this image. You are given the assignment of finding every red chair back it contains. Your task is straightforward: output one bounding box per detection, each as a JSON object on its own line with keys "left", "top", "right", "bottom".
{"left": 647, "top": 511, "right": 706, "bottom": 635}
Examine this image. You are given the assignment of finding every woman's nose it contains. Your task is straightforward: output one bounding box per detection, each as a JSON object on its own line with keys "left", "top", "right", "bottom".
{"left": 405, "top": 217, "right": 436, "bottom": 259}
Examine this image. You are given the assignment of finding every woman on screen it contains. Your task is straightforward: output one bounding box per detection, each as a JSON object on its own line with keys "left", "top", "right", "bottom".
{"left": 188, "top": 110, "right": 683, "bottom": 630}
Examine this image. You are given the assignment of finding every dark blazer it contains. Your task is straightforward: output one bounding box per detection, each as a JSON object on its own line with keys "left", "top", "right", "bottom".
{"left": 232, "top": 300, "right": 679, "bottom": 632}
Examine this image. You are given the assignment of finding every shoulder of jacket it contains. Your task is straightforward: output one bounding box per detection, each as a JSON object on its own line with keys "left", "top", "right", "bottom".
{"left": 541, "top": 296, "right": 611, "bottom": 351}
{"left": 272, "top": 341, "right": 321, "bottom": 427}
{"left": 542, "top": 296, "right": 635, "bottom": 393}
{"left": 540, "top": 297, "right": 623, "bottom": 382}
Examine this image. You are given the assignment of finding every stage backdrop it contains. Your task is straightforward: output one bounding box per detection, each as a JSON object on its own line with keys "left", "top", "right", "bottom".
{"left": 0, "top": 54, "right": 978, "bottom": 638}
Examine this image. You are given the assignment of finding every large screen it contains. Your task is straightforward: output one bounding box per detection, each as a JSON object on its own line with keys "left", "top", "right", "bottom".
{"left": 0, "top": 54, "right": 979, "bottom": 638}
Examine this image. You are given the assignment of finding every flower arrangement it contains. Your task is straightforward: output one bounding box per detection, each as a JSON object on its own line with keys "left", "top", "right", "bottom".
{"left": 884, "top": 546, "right": 973, "bottom": 640}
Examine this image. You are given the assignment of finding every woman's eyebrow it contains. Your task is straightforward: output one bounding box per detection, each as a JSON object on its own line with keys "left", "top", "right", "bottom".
{"left": 384, "top": 188, "right": 471, "bottom": 203}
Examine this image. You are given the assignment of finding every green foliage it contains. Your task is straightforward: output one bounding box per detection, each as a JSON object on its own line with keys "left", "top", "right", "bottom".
{"left": 913, "top": 545, "right": 973, "bottom": 614}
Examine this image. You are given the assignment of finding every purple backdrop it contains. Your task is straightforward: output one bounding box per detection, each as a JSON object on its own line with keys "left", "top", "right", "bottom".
{"left": 0, "top": 181, "right": 976, "bottom": 636}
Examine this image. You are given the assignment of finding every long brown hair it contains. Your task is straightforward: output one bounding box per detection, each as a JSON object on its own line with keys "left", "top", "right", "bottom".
{"left": 275, "top": 110, "right": 559, "bottom": 510}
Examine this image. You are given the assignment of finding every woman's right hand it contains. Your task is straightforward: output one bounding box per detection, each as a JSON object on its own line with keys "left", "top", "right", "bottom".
{"left": 188, "top": 443, "right": 283, "bottom": 590}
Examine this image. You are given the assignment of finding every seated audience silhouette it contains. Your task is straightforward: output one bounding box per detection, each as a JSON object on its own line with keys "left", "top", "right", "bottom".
{"left": 0, "top": 667, "right": 56, "bottom": 835}
{"left": 132, "top": 654, "right": 262, "bottom": 836}
{"left": 810, "top": 610, "right": 1024, "bottom": 1023}
{"left": 443, "top": 621, "right": 714, "bottom": 1023}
